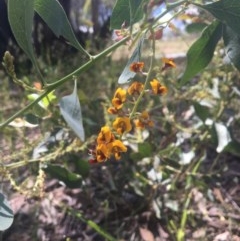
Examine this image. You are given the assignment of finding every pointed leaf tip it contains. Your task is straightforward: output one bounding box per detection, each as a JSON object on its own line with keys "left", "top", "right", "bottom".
{"left": 59, "top": 80, "right": 85, "bottom": 141}
{"left": 118, "top": 37, "right": 144, "bottom": 84}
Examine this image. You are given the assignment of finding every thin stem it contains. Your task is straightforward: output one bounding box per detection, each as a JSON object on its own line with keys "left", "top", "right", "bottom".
{"left": 0, "top": 36, "right": 130, "bottom": 129}
{"left": 67, "top": 208, "right": 118, "bottom": 241}
{"left": 129, "top": 29, "right": 156, "bottom": 119}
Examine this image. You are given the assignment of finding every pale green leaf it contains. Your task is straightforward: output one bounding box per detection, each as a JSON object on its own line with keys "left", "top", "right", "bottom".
{"left": 118, "top": 37, "right": 144, "bottom": 84}
{"left": 59, "top": 80, "right": 85, "bottom": 141}
{"left": 0, "top": 192, "right": 14, "bottom": 231}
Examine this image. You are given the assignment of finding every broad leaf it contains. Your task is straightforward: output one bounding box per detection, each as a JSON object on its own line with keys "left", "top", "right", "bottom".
{"left": 185, "top": 22, "right": 207, "bottom": 34}
{"left": 59, "top": 80, "right": 85, "bottom": 141}
{"left": 24, "top": 113, "right": 39, "bottom": 125}
{"left": 193, "top": 102, "right": 210, "bottom": 122}
{"left": 34, "top": 0, "right": 87, "bottom": 54}
{"left": 110, "top": 0, "right": 148, "bottom": 29}
{"left": 8, "top": 0, "right": 37, "bottom": 67}
{"left": 180, "top": 21, "right": 222, "bottom": 86}
{"left": 75, "top": 159, "right": 90, "bottom": 178}
{"left": 199, "top": 0, "right": 240, "bottom": 35}
{"left": 0, "top": 192, "right": 14, "bottom": 231}
{"left": 44, "top": 164, "right": 82, "bottom": 188}
{"left": 225, "top": 140, "right": 240, "bottom": 157}
{"left": 138, "top": 142, "right": 152, "bottom": 157}
{"left": 130, "top": 142, "right": 152, "bottom": 160}
{"left": 223, "top": 24, "right": 240, "bottom": 70}
{"left": 118, "top": 37, "right": 144, "bottom": 84}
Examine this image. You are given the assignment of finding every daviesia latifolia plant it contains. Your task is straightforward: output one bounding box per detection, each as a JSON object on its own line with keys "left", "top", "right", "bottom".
{"left": 1, "top": 0, "right": 240, "bottom": 237}
{"left": 89, "top": 60, "right": 171, "bottom": 163}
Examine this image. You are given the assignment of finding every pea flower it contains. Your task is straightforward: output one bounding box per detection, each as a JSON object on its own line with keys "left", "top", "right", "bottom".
{"left": 127, "top": 81, "right": 144, "bottom": 95}
{"left": 162, "top": 57, "right": 176, "bottom": 70}
{"left": 107, "top": 106, "right": 119, "bottom": 115}
{"left": 97, "top": 126, "right": 115, "bottom": 144}
{"left": 96, "top": 144, "right": 111, "bottom": 162}
{"left": 112, "top": 87, "right": 127, "bottom": 110}
{"left": 109, "top": 140, "right": 127, "bottom": 160}
{"left": 134, "top": 111, "right": 154, "bottom": 129}
{"left": 129, "top": 62, "right": 144, "bottom": 73}
{"left": 150, "top": 79, "right": 168, "bottom": 95}
{"left": 113, "top": 117, "right": 132, "bottom": 135}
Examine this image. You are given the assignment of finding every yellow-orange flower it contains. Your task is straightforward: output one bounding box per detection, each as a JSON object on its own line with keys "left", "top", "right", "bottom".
{"left": 96, "top": 144, "right": 110, "bottom": 162}
{"left": 107, "top": 107, "right": 119, "bottom": 115}
{"left": 150, "top": 79, "right": 168, "bottom": 95}
{"left": 127, "top": 81, "right": 144, "bottom": 95}
{"left": 129, "top": 62, "right": 144, "bottom": 73}
{"left": 109, "top": 140, "right": 127, "bottom": 160}
{"left": 112, "top": 88, "right": 127, "bottom": 110}
{"left": 134, "top": 111, "right": 154, "bottom": 129}
{"left": 113, "top": 117, "right": 132, "bottom": 135}
{"left": 97, "top": 126, "right": 115, "bottom": 144}
{"left": 162, "top": 57, "right": 176, "bottom": 70}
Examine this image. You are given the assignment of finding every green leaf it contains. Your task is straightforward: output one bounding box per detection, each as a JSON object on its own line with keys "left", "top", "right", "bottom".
{"left": 138, "top": 142, "right": 152, "bottom": 157}
{"left": 0, "top": 192, "right": 14, "bottom": 231}
{"left": 199, "top": 0, "right": 240, "bottom": 35}
{"left": 59, "top": 80, "right": 85, "bottom": 141}
{"left": 179, "top": 21, "right": 222, "bottom": 86}
{"left": 8, "top": 0, "right": 37, "bottom": 66}
{"left": 24, "top": 113, "right": 39, "bottom": 125}
{"left": 110, "top": 0, "right": 148, "bottom": 29}
{"left": 44, "top": 164, "right": 82, "bottom": 188}
{"left": 185, "top": 22, "right": 208, "bottom": 34}
{"left": 75, "top": 159, "right": 90, "bottom": 178}
{"left": 34, "top": 0, "right": 87, "bottom": 54}
{"left": 130, "top": 142, "right": 152, "bottom": 160}
{"left": 193, "top": 102, "right": 210, "bottom": 122}
{"left": 225, "top": 140, "right": 240, "bottom": 157}
{"left": 223, "top": 24, "right": 240, "bottom": 70}
{"left": 42, "top": 91, "right": 57, "bottom": 108}
{"left": 118, "top": 37, "right": 144, "bottom": 84}
{"left": 28, "top": 91, "right": 56, "bottom": 109}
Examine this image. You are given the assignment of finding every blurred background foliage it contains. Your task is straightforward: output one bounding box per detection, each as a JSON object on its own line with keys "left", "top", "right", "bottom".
{"left": 1, "top": 0, "right": 240, "bottom": 240}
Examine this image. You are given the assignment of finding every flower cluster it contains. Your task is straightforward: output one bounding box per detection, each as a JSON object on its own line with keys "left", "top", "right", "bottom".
{"left": 89, "top": 59, "right": 175, "bottom": 163}
{"left": 89, "top": 126, "right": 128, "bottom": 163}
